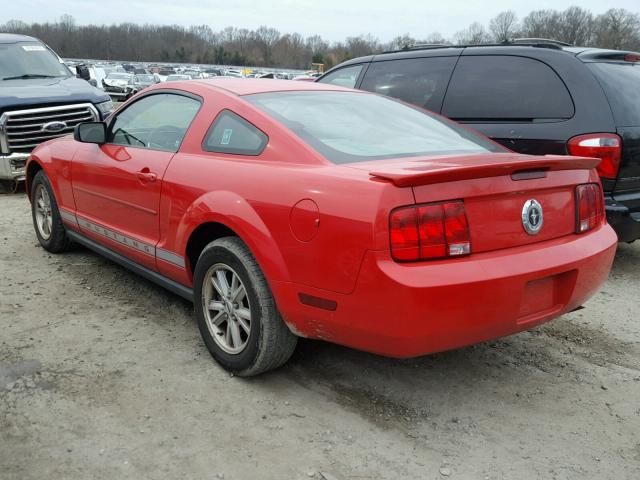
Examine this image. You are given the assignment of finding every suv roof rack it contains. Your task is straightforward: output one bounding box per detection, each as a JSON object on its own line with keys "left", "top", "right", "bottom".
{"left": 382, "top": 39, "right": 574, "bottom": 55}
{"left": 511, "top": 38, "right": 573, "bottom": 48}
{"left": 382, "top": 43, "right": 450, "bottom": 54}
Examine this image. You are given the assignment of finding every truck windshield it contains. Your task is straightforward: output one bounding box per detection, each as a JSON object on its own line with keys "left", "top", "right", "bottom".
{"left": 246, "top": 91, "right": 504, "bottom": 164}
{"left": 0, "top": 42, "right": 71, "bottom": 81}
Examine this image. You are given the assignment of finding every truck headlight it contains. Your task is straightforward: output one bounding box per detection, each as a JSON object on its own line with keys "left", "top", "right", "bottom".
{"left": 96, "top": 100, "right": 115, "bottom": 118}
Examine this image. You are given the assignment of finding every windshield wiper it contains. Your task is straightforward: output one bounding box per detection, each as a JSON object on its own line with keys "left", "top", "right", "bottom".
{"left": 2, "top": 74, "right": 60, "bottom": 80}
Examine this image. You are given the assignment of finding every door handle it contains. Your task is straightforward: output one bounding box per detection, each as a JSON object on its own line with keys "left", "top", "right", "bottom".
{"left": 137, "top": 168, "right": 157, "bottom": 183}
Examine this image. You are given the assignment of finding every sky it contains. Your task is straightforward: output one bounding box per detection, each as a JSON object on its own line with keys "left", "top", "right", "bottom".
{"left": 6, "top": 0, "right": 640, "bottom": 42}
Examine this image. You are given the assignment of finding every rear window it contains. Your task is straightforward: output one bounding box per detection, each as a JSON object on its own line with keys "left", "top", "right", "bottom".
{"left": 587, "top": 63, "right": 640, "bottom": 126}
{"left": 360, "top": 56, "right": 457, "bottom": 112}
{"left": 245, "top": 91, "right": 504, "bottom": 164}
{"left": 442, "top": 56, "right": 574, "bottom": 121}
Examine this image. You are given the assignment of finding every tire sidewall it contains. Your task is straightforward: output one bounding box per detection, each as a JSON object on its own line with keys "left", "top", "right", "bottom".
{"left": 31, "top": 171, "right": 62, "bottom": 250}
{"left": 194, "top": 244, "right": 263, "bottom": 373}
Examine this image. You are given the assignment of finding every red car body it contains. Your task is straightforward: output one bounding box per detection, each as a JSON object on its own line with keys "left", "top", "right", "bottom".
{"left": 26, "top": 79, "right": 617, "bottom": 359}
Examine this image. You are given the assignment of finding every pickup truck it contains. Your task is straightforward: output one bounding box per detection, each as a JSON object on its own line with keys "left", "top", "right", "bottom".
{"left": 0, "top": 33, "right": 114, "bottom": 190}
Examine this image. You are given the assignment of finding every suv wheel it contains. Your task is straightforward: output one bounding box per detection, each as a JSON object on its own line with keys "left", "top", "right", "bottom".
{"left": 31, "top": 170, "right": 72, "bottom": 253}
{"left": 194, "top": 237, "right": 297, "bottom": 376}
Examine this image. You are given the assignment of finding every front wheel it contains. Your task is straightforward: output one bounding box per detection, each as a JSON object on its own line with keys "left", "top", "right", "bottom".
{"left": 194, "top": 237, "right": 297, "bottom": 376}
{"left": 31, "top": 170, "right": 72, "bottom": 253}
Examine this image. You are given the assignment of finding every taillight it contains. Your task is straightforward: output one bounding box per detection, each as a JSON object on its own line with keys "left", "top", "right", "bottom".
{"left": 390, "top": 201, "right": 470, "bottom": 261}
{"left": 575, "top": 183, "right": 605, "bottom": 234}
{"left": 567, "top": 133, "right": 622, "bottom": 180}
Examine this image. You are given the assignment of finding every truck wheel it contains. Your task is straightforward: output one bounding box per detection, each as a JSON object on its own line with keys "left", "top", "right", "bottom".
{"left": 31, "top": 170, "right": 72, "bottom": 253}
{"left": 194, "top": 236, "right": 297, "bottom": 376}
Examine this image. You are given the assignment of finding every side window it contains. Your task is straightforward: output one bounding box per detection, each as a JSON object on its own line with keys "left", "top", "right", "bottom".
{"left": 318, "top": 64, "right": 363, "bottom": 88}
{"left": 442, "top": 56, "right": 574, "bottom": 121}
{"left": 109, "top": 93, "right": 201, "bottom": 152}
{"left": 203, "top": 110, "right": 268, "bottom": 156}
{"left": 360, "top": 57, "right": 457, "bottom": 112}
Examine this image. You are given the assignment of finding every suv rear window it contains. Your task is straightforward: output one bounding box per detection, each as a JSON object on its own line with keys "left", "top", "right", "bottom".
{"left": 587, "top": 63, "right": 640, "bottom": 126}
{"left": 442, "top": 56, "right": 574, "bottom": 121}
{"left": 360, "top": 57, "right": 457, "bottom": 112}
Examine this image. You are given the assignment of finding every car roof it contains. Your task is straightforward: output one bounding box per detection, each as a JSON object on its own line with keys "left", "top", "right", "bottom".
{"left": 0, "top": 33, "right": 40, "bottom": 44}
{"left": 192, "top": 78, "right": 354, "bottom": 96}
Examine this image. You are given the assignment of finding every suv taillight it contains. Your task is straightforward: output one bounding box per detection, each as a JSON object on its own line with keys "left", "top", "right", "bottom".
{"left": 390, "top": 201, "right": 470, "bottom": 261}
{"left": 575, "top": 183, "right": 605, "bottom": 234}
{"left": 567, "top": 133, "right": 622, "bottom": 180}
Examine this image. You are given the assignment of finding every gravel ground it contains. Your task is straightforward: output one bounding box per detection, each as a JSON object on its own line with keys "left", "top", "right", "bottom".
{"left": 1, "top": 191, "right": 639, "bottom": 480}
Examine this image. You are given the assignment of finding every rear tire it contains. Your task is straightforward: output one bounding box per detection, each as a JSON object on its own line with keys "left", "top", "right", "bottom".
{"left": 31, "top": 170, "right": 72, "bottom": 253}
{"left": 194, "top": 236, "right": 297, "bottom": 376}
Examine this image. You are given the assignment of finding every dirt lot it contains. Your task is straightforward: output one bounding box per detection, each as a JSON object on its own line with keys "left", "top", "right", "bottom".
{"left": 1, "top": 192, "right": 639, "bottom": 480}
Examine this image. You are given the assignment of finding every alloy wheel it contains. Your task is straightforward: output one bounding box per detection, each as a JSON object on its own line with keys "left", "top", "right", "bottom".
{"left": 34, "top": 184, "right": 53, "bottom": 240}
{"left": 202, "top": 264, "right": 252, "bottom": 354}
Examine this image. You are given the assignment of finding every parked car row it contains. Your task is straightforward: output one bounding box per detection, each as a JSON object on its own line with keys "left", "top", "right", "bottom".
{"left": 101, "top": 72, "right": 161, "bottom": 100}
{"left": 317, "top": 40, "right": 640, "bottom": 243}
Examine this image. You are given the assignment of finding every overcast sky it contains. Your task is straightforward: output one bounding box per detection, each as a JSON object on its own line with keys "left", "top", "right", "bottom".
{"left": 6, "top": 0, "right": 640, "bottom": 42}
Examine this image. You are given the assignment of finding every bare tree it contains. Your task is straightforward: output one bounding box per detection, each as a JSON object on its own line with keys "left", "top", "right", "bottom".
{"left": 345, "top": 35, "right": 380, "bottom": 58}
{"left": 423, "top": 32, "right": 449, "bottom": 45}
{"left": 520, "top": 9, "right": 563, "bottom": 40}
{"left": 454, "top": 22, "right": 492, "bottom": 45}
{"left": 594, "top": 9, "right": 640, "bottom": 50}
{"left": 490, "top": 11, "right": 519, "bottom": 42}
{"left": 387, "top": 34, "right": 417, "bottom": 51}
{"left": 559, "top": 7, "right": 594, "bottom": 45}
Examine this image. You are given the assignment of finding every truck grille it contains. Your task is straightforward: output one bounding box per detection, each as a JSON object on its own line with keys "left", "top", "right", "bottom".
{"left": 0, "top": 103, "right": 98, "bottom": 153}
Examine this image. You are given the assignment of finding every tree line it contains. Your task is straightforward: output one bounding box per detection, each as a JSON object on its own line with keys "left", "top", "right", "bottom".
{"left": 2, "top": 7, "right": 639, "bottom": 70}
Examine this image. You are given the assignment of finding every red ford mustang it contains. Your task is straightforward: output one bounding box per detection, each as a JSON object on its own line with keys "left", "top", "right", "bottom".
{"left": 26, "top": 79, "right": 617, "bottom": 376}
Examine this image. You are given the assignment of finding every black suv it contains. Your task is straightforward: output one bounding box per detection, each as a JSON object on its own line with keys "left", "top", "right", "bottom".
{"left": 318, "top": 42, "right": 640, "bottom": 242}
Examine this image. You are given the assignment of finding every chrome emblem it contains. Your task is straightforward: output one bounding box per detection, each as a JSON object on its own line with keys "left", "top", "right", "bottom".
{"left": 42, "top": 121, "right": 67, "bottom": 132}
{"left": 522, "top": 199, "right": 543, "bottom": 235}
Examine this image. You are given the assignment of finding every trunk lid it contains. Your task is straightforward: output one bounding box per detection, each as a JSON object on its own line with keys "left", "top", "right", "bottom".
{"left": 348, "top": 152, "right": 599, "bottom": 254}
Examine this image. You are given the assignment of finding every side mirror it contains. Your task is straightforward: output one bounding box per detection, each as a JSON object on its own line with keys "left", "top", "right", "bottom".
{"left": 74, "top": 122, "right": 107, "bottom": 144}
{"left": 88, "top": 79, "right": 98, "bottom": 87}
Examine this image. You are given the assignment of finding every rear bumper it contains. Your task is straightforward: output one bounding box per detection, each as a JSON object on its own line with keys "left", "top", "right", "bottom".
{"left": 605, "top": 192, "right": 640, "bottom": 243}
{"left": 276, "top": 225, "right": 617, "bottom": 358}
{"left": 0, "top": 153, "right": 28, "bottom": 182}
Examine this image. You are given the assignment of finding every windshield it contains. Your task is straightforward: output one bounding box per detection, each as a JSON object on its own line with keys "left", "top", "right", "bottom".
{"left": 0, "top": 42, "right": 70, "bottom": 80}
{"left": 246, "top": 91, "right": 504, "bottom": 163}
{"left": 136, "top": 74, "right": 154, "bottom": 82}
{"left": 587, "top": 62, "right": 640, "bottom": 126}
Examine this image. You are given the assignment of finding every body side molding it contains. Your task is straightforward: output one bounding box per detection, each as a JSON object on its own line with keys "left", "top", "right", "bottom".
{"left": 66, "top": 229, "right": 194, "bottom": 302}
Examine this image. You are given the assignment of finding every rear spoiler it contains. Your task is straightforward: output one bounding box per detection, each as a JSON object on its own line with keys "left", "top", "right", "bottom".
{"left": 369, "top": 155, "right": 600, "bottom": 187}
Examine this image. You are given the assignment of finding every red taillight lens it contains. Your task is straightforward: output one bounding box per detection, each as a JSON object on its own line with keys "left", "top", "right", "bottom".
{"left": 390, "top": 201, "right": 470, "bottom": 261}
{"left": 567, "top": 133, "right": 622, "bottom": 180}
{"left": 389, "top": 206, "right": 419, "bottom": 260}
{"left": 575, "top": 183, "right": 604, "bottom": 234}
